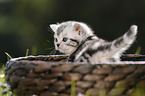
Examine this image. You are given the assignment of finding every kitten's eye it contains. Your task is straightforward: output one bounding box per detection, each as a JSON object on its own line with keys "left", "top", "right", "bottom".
{"left": 55, "top": 38, "right": 58, "bottom": 42}
{"left": 62, "top": 38, "right": 68, "bottom": 42}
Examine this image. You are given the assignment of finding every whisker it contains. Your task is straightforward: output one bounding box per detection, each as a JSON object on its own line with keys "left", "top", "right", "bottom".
{"left": 48, "top": 27, "right": 54, "bottom": 33}
{"left": 49, "top": 49, "right": 54, "bottom": 54}
{"left": 46, "top": 47, "right": 55, "bottom": 50}
{"left": 49, "top": 49, "right": 55, "bottom": 55}
{"left": 47, "top": 40, "right": 50, "bottom": 43}
{"left": 53, "top": 50, "right": 57, "bottom": 55}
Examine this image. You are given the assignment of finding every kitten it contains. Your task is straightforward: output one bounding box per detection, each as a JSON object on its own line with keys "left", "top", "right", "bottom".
{"left": 50, "top": 21, "right": 138, "bottom": 63}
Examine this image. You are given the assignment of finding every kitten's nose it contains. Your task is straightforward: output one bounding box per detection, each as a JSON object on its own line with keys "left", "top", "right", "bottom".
{"left": 57, "top": 44, "right": 60, "bottom": 47}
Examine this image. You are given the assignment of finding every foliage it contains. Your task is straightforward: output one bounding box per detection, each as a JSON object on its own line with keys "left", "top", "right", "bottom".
{"left": 0, "top": 65, "right": 14, "bottom": 96}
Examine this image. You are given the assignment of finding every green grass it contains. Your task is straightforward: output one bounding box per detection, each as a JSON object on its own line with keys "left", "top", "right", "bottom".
{"left": 0, "top": 65, "right": 14, "bottom": 96}
{"left": 71, "top": 79, "right": 76, "bottom": 96}
{"left": 25, "top": 49, "right": 29, "bottom": 56}
{"left": 135, "top": 46, "right": 142, "bottom": 54}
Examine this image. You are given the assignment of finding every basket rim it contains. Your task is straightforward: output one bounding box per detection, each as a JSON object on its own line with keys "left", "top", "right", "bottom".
{"left": 7, "top": 54, "right": 145, "bottom": 65}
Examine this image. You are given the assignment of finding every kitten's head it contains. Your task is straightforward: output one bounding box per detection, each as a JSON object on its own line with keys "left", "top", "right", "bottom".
{"left": 50, "top": 21, "right": 93, "bottom": 54}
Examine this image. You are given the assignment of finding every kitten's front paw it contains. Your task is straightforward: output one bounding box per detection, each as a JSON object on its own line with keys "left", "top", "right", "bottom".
{"left": 68, "top": 55, "right": 75, "bottom": 62}
{"left": 68, "top": 58, "right": 73, "bottom": 62}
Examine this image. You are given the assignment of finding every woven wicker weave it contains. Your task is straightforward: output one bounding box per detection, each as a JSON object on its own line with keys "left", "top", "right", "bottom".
{"left": 5, "top": 54, "right": 145, "bottom": 96}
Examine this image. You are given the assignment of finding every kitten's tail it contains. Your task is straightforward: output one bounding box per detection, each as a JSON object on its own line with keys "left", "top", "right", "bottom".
{"left": 111, "top": 25, "right": 138, "bottom": 57}
{"left": 122, "top": 25, "right": 137, "bottom": 45}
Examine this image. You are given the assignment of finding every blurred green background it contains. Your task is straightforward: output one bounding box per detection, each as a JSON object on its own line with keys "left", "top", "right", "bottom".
{"left": 0, "top": 0, "right": 145, "bottom": 65}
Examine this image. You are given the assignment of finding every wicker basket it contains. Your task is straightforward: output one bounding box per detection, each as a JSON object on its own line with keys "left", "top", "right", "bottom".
{"left": 5, "top": 54, "right": 145, "bottom": 96}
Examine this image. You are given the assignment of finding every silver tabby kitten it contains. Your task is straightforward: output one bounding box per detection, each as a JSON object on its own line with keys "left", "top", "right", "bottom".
{"left": 50, "top": 21, "right": 138, "bottom": 63}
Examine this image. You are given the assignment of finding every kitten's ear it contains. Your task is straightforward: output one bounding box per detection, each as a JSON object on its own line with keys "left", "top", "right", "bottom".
{"left": 50, "top": 24, "right": 58, "bottom": 32}
{"left": 74, "top": 23, "right": 83, "bottom": 35}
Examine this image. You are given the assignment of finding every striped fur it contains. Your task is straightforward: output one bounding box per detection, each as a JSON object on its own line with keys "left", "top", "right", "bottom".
{"left": 50, "top": 21, "right": 138, "bottom": 63}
